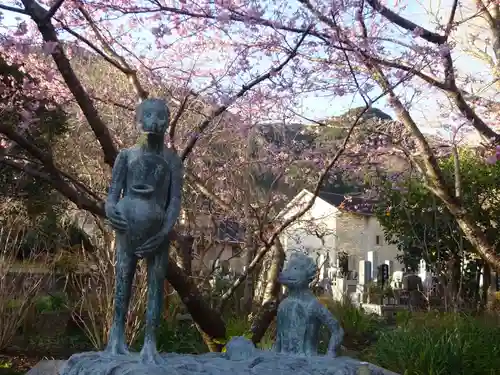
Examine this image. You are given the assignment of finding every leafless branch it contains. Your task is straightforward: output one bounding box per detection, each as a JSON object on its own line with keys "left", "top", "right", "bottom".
{"left": 180, "top": 26, "right": 311, "bottom": 161}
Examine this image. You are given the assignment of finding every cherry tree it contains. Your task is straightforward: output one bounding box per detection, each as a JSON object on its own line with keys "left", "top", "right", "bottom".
{"left": 0, "top": 0, "right": 390, "bottom": 349}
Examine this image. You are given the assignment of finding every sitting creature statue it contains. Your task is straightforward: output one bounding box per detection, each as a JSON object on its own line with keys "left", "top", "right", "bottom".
{"left": 276, "top": 252, "right": 344, "bottom": 357}
{"left": 105, "top": 98, "right": 183, "bottom": 364}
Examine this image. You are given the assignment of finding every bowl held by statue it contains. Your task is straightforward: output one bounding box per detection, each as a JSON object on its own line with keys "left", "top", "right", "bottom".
{"left": 115, "top": 183, "right": 165, "bottom": 252}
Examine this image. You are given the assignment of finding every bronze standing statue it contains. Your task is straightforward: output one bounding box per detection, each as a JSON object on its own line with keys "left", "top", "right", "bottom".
{"left": 104, "top": 98, "right": 183, "bottom": 364}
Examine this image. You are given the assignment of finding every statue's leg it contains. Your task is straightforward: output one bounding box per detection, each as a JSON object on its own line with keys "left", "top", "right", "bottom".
{"left": 105, "top": 234, "right": 137, "bottom": 355}
{"left": 140, "top": 242, "right": 168, "bottom": 364}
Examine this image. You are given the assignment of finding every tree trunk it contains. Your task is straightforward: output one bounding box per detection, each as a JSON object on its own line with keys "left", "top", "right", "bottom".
{"left": 166, "top": 251, "right": 226, "bottom": 349}
{"left": 386, "top": 87, "right": 500, "bottom": 272}
{"left": 198, "top": 326, "right": 224, "bottom": 352}
{"left": 250, "top": 238, "right": 285, "bottom": 345}
{"left": 261, "top": 239, "right": 285, "bottom": 304}
{"left": 241, "top": 132, "right": 255, "bottom": 315}
{"left": 175, "top": 235, "right": 194, "bottom": 276}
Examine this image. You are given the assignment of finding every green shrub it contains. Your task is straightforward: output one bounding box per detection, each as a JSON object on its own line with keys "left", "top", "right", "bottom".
{"left": 365, "top": 312, "right": 500, "bottom": 375}
{"left": 133, "top": 298, "right": 206, "bottom": 354}
{"left": 35, "top": 292, "right": 68, "bottom": 313}
{"left": 319, "top": 296, "right": 382, "bottom": 349}
{"left": 154, "top": 319, "right": 207, "bottom": 354}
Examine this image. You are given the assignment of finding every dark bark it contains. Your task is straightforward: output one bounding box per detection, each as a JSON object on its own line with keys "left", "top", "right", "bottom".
{"left": 251, "top": 299, "right": 279, "bottom": 345}
{"left": 165, "top": 249, "right": 226, "bottom": 343}
{"left": 250, "top": 239, "right": 285, "bottom": 345}
{"left": 174, "top": 235, "right": 194, "bottom": 276}
{"left": 198, "top": 328, "right": 224, "bottom": 352}
{"left": 21, "top": 0, "right": 118, "bottom": 167}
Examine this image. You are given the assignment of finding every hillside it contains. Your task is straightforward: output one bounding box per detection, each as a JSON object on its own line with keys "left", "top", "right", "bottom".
{"left": 252, "top": 107, "right": 453, "bottom": 201}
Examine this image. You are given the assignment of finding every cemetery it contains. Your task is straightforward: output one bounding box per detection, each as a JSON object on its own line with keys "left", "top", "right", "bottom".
{"left": 1, "top": 0, "right": 500, "bottom": 375}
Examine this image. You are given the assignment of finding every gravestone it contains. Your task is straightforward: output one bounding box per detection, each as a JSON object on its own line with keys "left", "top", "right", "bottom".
{"left": 402, "top": 274, "right": 422, "bottom": 291}
{"left": 402, "top": 274, "right": 424, "bottom": 308}
{"left": 367, "top": 251, "right": 378, "bottom": 280}
{"left": 378, "top": 264, "right": 389, "bottom": 288}
{"left": 384, "top": 260, "right": 393, "bottom": 279}
{"left": 358, "top": 260, "right": 372, "bottom": 285}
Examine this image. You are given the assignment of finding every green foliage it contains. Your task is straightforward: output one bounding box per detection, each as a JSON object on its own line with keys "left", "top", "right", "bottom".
{"left": 365, "top": 312, "right": 500, "bottom": 375}
{"left": 35, "top": 293, "right": 68, "bottom": 313}
{"left": 221, "top": 317, "right": 274, "bottom": 351}
{"left": 319, "top": 296, "right": 382, "bottom": 350}
{"left": 0, "top": 58, "right": 70, "bottom": 257}
{"left": 375, "top": 149, "right": 500, "bottom": 271}
{"left": 151, "top": 319, "right": 207, "bottom": 354}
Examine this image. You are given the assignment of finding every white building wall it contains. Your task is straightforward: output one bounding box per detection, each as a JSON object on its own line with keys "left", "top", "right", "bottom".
{"left": 279, "top": 190, "right": 405, "bottom": 283}
{"left": 279, "top": 193, "right": 337, "bottom": 272}
{"left": 335, "top": 213, "right": 404, "bottom": 273}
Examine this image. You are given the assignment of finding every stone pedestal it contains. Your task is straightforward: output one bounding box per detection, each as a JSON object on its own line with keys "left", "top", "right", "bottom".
{"left": 25, "top": 360, "right": 65, "bottom": 375}
{"left": 51, "top": 350, "right": 399, "bottom": 375}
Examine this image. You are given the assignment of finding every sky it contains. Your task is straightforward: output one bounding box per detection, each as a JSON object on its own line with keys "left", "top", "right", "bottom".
{"left": 0, "top": 0, "right": 496, "bottom": 139}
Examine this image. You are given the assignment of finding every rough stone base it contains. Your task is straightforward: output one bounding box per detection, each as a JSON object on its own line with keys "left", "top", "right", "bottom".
{"left": 25, "top": 360, "right": 66, "bottom": 375}
{"left": 56, "top": 351, "right": 398, "bottom": 375}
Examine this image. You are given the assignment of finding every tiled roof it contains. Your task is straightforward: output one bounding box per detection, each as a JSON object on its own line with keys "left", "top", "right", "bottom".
{"left": 317, "top": 191, "right": 377, "bottom": 215}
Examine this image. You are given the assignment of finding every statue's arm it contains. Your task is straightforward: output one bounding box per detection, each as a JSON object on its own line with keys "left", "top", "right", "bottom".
{"left": 163, "top": 151, "right": 183, "bottom": 233}
{"left": 105, "top": 150, "right": 128, "bottom": 215}
{"left": 316, "top": 302, "right": 344, "bottom": 356}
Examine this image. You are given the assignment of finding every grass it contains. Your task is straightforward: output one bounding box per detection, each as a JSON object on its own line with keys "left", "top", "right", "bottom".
{"left": 363, "top": 311, "right": 500, "bottom": 375}
{"left": 319, "top": 296, "right": 383, "bottom": 350}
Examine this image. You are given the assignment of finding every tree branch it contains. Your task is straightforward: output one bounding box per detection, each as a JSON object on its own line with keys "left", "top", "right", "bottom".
{"left": 77, "top": 5, "right": 148, "bottom": 101}
{"left": 44, "top": 0, "right": 65, "bottom": 21}
{"left": 365, "top": 0, "right": 500, "bottom": 143}
{"left": 180, "top": 27, "right": 311, "bottom": 161}
{"left": 366, "top": 0, "right": 446, "bottom": 44}
{"left": 0, "top": 4, "right": 28, "bottom": 15}
{"left": 20, "top": 0, "right": 118, "bottom": 167}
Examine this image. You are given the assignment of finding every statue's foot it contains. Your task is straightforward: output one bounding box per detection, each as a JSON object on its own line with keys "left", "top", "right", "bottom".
{"left": 105, "top": 338, "right": 130, "bottom": 356}
{"left": 327, "top": 349, "right": 338, "bottom": 358}
{"left": 140, "top": 341, "right": 163, "bottom": 365}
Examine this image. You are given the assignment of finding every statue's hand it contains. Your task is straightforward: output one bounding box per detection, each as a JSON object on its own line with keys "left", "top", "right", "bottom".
{"left": 106, "top": 207, "right": 128, "bottom": 232}
{"left": 135, "top": 232, "right": 167, "bottom": 258}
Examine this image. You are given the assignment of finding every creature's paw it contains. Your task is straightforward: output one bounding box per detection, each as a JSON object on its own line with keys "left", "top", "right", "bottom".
{"left": 140, "top": 341, "right": 164, "bottom": 365}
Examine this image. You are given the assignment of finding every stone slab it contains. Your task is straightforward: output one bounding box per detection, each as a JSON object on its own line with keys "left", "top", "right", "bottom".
{"left": 25, "top": 360, "right": 66, "bottom": 375}
{"left": 23, "top": 354, "right": 399, "bottom": 375}
{"left": 56, "top": 351, "right": 400, "bottom": 375}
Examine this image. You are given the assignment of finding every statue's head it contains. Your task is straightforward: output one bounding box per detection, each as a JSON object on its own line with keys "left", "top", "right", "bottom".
{"left": 135, "top": 98, "right": 170, "bottom": 135}
{"left": 278, "top": 252, "right": 317, "bottom": 288}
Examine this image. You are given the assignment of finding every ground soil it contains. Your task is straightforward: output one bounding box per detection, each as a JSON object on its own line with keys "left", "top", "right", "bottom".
{"left": 0, "top": 350, "right": 55, "bottom": 374}
{"left": 0, "top": 329, "right": 90, "bottom": 374}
